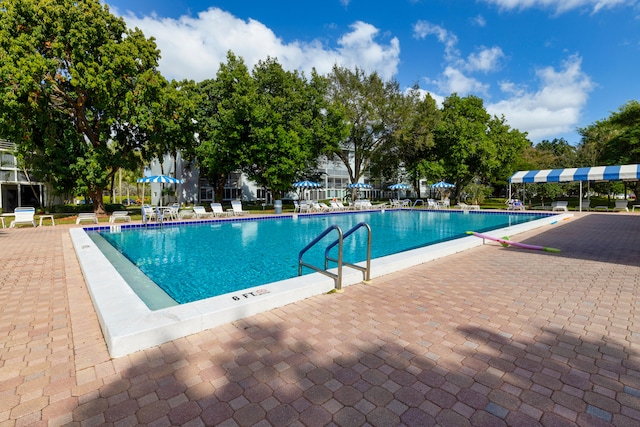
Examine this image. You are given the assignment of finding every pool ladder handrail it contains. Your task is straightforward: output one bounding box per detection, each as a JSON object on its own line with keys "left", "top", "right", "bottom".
{"left": 298, "top": 222, "right": 372, "bottom": 291}
{"left": 412, "top": 199, "right": 424, "bottom": 209}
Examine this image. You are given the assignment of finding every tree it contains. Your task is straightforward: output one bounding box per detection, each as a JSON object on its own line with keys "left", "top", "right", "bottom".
{"left": 370, "top": 85, "right": 440, "bottom": 196}
{"left": 579, "top": 101, "right": 640, "bottom": 197}
{"left": 0, "top": 0, "right": 166, "bottom": 213}
{"left": 428, "top": 94, "right": 494, "bottom": 201}
{"left": 196, "top": 52, "right": 253, "bottom": 201}
{"left": 244, "top": 58, "right": 342, "bottom": 198}
{"left": 326, "top": 66, "right": 405, "bottom": 195}
{"left": 197, "top": 53, "right": 346, "bottom": 200}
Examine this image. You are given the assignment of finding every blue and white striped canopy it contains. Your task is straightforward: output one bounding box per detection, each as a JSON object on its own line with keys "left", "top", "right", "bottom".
{"left": 509, "top": 164, "right": 640, "bottom": 184}
{"left": 137, "top": 175, "right": 183, "bottom": 184}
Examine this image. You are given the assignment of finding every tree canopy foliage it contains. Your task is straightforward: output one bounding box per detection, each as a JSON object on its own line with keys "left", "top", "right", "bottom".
{"left": 196, "top": 52, "right": 346, "bottom": 199}
{"left": 0, "top": 0, "right": 170, "bottom": 213}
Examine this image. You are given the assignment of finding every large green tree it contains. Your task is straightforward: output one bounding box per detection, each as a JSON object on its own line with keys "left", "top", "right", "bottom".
{"left": 197, "top": 53, "right": 346, "bottom": 200}
{"left": 0, "top": 0, "right": 166, "bottom": 213}
{"left": 326, "top": 66, "right": 405, "bottom": 193}
{"left": 425, "top": 94, "right": 528, "bottom": 202}
{"left": 370, "top": 85, "right": 440, "bottom": 196}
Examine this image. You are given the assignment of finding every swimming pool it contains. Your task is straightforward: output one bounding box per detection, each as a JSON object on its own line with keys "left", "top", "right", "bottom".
{"left": 71, "top": 209, "right": 570, "bottom": 357}
{"left": 90, "top": 210, "right": 547, "bottom": 305}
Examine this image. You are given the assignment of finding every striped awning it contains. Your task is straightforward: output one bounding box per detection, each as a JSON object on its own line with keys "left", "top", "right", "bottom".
{"left": 509, "top": 164, "right": 640, "bottom": 184}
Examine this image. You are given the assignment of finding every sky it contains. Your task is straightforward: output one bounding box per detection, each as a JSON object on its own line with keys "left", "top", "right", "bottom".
{"left": 104, "top": 0, "right": 640, "bottom": 144}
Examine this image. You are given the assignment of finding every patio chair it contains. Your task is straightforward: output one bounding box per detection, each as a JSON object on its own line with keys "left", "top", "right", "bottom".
{"left": 614, "top": 200, "right": 629, "bottom": 212}
{"left": 109, "top": 211, "right": 131, "bottom": 223}
{"left": 210, "top": 202, "right": 232, "bottom": 217}
{"left": 231, "top": 200, "right": 248, "bottom": 216}
{"left": 193, "top": 206, "right": 214, "bottom": 218}
{"left": 9, "top": 207, "right": 36, "bottom": 228}
{"left": 141, "top": 205, "right": 157, "bottom": 223}
{"left": 427, "top": 199, "right": 439, "bottom": 209}
{"left": 76, "top": 212, "right": 98, "bottom": 225}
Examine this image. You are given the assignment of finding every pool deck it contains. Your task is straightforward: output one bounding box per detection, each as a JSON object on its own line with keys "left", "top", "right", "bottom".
{"left": 1, "top": 211, "right": 640, "bottom": 426}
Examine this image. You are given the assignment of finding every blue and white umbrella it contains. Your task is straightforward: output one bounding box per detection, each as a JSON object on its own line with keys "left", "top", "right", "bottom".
{"left": 431, "top": 181, "right": 455, "bottom": 200}
{"left": 292, "top": 180, "right": 321, "bottom": 188}
{"left": 347, "top": 182, "right": 372, "bottom": 189}
{"left": 430, "top": 181, "right": 455, "bottom": 189}
{"left": 137, "top": 175, "right": 183, "bottom": 207}
{"left": 137, "top": 175, "right": 183, "bottom": 184}
{"left": 388, "top": 183, "right": 410, "bottom": 190}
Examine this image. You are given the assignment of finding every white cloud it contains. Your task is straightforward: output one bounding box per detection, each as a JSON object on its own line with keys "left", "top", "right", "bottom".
{"left": 471, "top": 15, "right": 487, "bottom": 27}
{"left": 480, "top": 0, "right": 632, "bottom": 14}
{"left": 414, "top": 21, "right": 499, "bottom": 96}
{"left": 413, "top": 21, "right": 459, "bottom": 61}
{"left": 487, "top": 55, "right": 594, "bottom": 140}
{"left": 439, "top": 66, "right": 490, "bottom": 95}
{"left": 116, "top": 7, "right": 400, "bottom": 82}
{"left": 466, "top": 47, "right": 504, "bottom": 73}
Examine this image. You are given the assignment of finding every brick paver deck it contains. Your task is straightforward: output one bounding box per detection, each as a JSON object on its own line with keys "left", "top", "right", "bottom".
{"left": 1, "top": 212, "right": 639, "bottom": 426}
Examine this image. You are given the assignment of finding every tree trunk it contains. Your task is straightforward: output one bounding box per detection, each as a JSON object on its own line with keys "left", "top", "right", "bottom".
{"left": 90, "top": 188, "right": 106, "bottom": 215}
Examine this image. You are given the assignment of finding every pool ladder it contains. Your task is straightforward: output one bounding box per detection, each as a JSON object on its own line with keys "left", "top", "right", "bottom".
{"left": 298, "top": 222, "right": 372, "bottom": 291}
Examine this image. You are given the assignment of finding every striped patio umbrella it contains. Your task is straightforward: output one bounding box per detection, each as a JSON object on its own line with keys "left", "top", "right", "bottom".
{"left": 137, "top": 175, "right": 184, "bottom": 184}
{"left": 431, "top": 181, "right": 455, "bottom": 200}
{"left": 292, "top": 180, "right": 321, "bottom": 188}
{"left": 347, "top": 182, "right": 372, "bottom": 189}
{"left": 137, "top": 175, "right": 183, "bottom": 206}
{"left": 388, "top": 183, "right": 410, "bottom": 190}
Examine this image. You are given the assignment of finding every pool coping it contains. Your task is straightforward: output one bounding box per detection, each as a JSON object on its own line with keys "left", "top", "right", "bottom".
{"left": 70, "top": 211, "right": 572, "bottom": 357}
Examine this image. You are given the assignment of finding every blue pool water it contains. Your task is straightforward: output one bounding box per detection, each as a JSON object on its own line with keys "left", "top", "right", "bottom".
{"left": 92, "top": 210, "right": 547, "bottom": 304}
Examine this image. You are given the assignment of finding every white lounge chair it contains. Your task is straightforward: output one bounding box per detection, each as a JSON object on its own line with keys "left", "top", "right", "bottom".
{"left": 231, "top": 200, "right": 248, "bottom": 216}
{"left": 614, "top": 200, "right": 629, "bottom": 212}
{"left": 10, "top": 207, "right": 36, "bottom": 228}
{"left": 76, "top": 212, "right": 98, "bottom": 225}
{"left": 109, "top": 211, "right": 130, "bottom": 223}
{"left": 456, "top": 202, "right": 480, "bottom": 210}
{"left": 193, "top": 206, "right": 214, "bottom": 218}
{"left": 210, "top": 202, "right": 232, "bottom": 217}
{"left": 576, "top": 200, "right": 591, "bottom": 211}
{"left": 551, "top": 201, "right": 568, "bottom": 211}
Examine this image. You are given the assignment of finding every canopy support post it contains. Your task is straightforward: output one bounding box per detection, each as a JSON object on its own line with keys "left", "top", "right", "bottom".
{"left": 579, "top": 181, "right": 583, "bottom": 212}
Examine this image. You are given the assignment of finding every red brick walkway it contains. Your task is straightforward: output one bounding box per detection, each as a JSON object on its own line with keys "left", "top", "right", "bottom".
{"left": 1, "top": 213, "right": 639, "bottom": 426}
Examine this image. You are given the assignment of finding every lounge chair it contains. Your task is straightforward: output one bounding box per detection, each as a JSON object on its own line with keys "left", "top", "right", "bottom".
{"left": 10, "top": 207, "right": 36, "bottom": 228}
{"left": 456, "top": 202, "right": 480, "bottom": 210}
{"left": 231, "top": 200, "right": 248, "bottom": 216}
{"left": 210, "top": 202, "right": 232, "bottom": 217}
{"left": 316, "top": 202, "right": 331, "bottom": 212}
{"left": 507, "top": 199, "right": 525, "bottom": 210}
{"left": 76, "top": 212, "right": 98, "bottom": 225}
{"left": 551, "top": 201, "right": 568, "bottom": 211}
{"left": 109, "top": 211, "right": 131, "bottom": 223}
{"left": 193, "top": 206, "right": 214, "bottom": 218}
{"left": 576, "top": 200, "right": 591, "bottom": 211}
{"left": 427, "top": 199, "right": 439, "bottom": 209}
{"left": 614, "top": 200, "right": 629, "bottom": 212}
{"left": 293, "top": 200, "right": 301, "bottom": 213}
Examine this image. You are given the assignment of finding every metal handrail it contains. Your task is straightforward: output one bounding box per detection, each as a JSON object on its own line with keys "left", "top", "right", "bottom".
{"left": 298, "top": 225, "right": 344, "bottom": 290}
{"left": 412, "top": 199, "right": 424, "bottom": 209}
{"left": 324, "top": 222, "right": 372, "bottom": 283}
